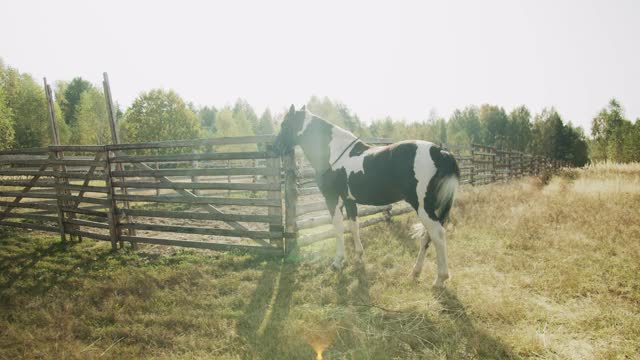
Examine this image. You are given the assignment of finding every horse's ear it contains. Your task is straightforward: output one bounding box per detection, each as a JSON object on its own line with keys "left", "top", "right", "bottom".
{"left": 301, "top": 105, "right": 306, "bottom": 112}
{"left": 289, "top": 104, "right": 296, "bottom": 114}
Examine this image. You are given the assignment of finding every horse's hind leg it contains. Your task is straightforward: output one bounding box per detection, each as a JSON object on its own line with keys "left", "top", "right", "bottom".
{"left": 411, "top": 230, "right": 431, "bottom": 278}
{"left": 418, "top": 209, "right": 450, "bottom": 287}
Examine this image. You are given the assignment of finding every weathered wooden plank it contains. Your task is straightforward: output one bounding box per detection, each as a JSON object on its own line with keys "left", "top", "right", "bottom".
{"left": 64, "top": 218, "right": 110, "bottom": 230}
{"left": 297, "top": 205, "right": 393, "bottom": 230}
{"left": 112, "top": 194, "right": 280, "bottom": 207}
{"left": 390, "top": 206, "right": 414, "bottom": 216}
{"left": 119, "top": 222, "right": 280, "bottom": 239}
{"left": 60, "top": 206, "right": 108, "bottom": 218}
{"left": 65, "top": 229, "right": 111, "bottom": 242}
{"left": 0, "top": 201, "right": 57, "bottom": 211}
{"left": 48, "top": 145, "right": 106, "bottom": 152}
{"left": 296, "top": 201, "right": 327, "bottom": 216}
{"left": 0, "top": 159, "right": 105, "bottom": 167}
{"left": 56, "top": 194, "right": 110, "bottom": 206}
{"left": 298, "top": 187, "right": 321, "bottom": 197}
{"left": 118, "top": 208, "right": 279, "bottom": 223}
{"left": 111, "top": 167, "right": 280, "bottom": 178}
{"left": 47, "top": 159, "right": 106, "bottom": 167}
{"left": 0, "top": 180, "right": 57, "bottom": 187}
{"left": 0, "top": 170, "right": 105, "bottom": 180}
{"left": 110, "top": 180, "right": 280, "bottom": 191}
{"left": 119, "top": 235, "right": 282, "bottom": 254}
{"left": 474, "top": 152, "right": 495, "bottom": 157}
{"left": 298, "top": 214, "right": 389, "bottom": 246}
{"left": 0, "top": 147, "right": 49, "bottom": 155}
{"left": 0, "top": 220, "right": 59, "bottom": 233}
{"left": 106, "top": 135, "right": 276, "bottom": 151}
{"left": 0, "top": 191, "right": 59, "bottom": 199}
{"left": 110, "top": 151, "right": 276, "bottom": 163}
{"left": 56, "top": 184, "right": 109, "bottom": 193}
{"left": 2, "top": 213, "right": 60, "bottom": 223}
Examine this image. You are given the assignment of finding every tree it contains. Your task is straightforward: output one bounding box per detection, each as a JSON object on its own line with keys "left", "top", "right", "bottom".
{"left": 446, "top": 106, "right": 483, "bottom": 145}
{"left": 507, "top": 106, "right": 532, "bottom": 151}
{"left": 591, "top": 99, "right": 629, "bottom": 162}
{"left": 119, "top": 89, "right": 202, "bottom": 144}
{"left": 233, "top": 99, "right": 258, "bottom": 133}
{"left": 0, "top": 86, "right": 15, "bottom": 150}
{"left": 257, "top": 109, "right": 274, "bottom": 135}
{"left": 74, "top": 88, "right": 111, "bottom": 144}
{"left": 307, "top": 96, "right": 370, "bottom": 137}
{"left": 478, "top": 104, "right": 509, "bottom": 146}
{"left": 620, "top": 119, "right": 640, "bottom": 163}
{"left": 214, "top": 107, "right": 255, "bottom": 151}
{"left": 0, "top": 62, "right": 69, "bottom": 147}
{"left": 531, "top": 108, "right": 588, "bottom": 166}
{"left": 60, "top": 77, "right": 92, "bottom": 128}
{"left": 198, "top": 106, "right": 217, "bottom": 134}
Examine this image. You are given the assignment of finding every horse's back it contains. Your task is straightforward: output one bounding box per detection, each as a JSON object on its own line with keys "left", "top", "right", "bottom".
{"left": 348, "top": 140, "right": 433, "bottom": 206}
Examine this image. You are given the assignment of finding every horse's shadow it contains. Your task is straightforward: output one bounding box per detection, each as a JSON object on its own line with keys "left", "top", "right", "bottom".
{"left": 433, "top": 287, "right": 516, "bottom": 359}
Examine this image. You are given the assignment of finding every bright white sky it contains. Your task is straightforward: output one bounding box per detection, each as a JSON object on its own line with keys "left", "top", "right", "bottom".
{"left": 1, "top": 0, "right": 639, "bottom": 133}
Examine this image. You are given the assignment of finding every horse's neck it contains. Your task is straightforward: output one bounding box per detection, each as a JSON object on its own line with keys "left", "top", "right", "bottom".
{"left": 328, "top": 126, "right": 360, "bottom": 162}
{"left": 298, "top": 121, "right": 361, "bottom": 174}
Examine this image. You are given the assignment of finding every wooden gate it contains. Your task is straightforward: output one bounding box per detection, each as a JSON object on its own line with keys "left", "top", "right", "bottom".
{"left": 0, "top": 136, "right": 283, "bottom": 255}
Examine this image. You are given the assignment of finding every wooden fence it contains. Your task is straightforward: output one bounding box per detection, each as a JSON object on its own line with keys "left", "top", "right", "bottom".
{"left": 0, "top": 136, "right": 285, "bottom": 255}
{"left": 0, "top": 137, "right": 566, "bottom": 255}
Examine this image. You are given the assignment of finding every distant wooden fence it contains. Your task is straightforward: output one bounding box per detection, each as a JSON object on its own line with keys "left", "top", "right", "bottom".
{"left": 289, "top": 140, "right": 567, "bottom": 247}
{"left": 0, "top": 136, "right": 565, "bottom": 255}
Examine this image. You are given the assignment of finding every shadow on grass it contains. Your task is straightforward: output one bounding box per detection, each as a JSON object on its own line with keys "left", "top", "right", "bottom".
{"left": 433, "top": 287, "right": 516, "bottom": 359}
{"left": 0, "top": 234, "right": 115, "bottom": 303}
{"left": 236, "top": 256, "right": 301, "bottom": 359}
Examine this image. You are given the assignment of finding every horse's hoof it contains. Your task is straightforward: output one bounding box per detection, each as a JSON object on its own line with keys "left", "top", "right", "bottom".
{"left": 433, "top": 273, "right": 450, "bottom": 288}
{"left": 331, "top": 258, "right": 344, "bottom": 271}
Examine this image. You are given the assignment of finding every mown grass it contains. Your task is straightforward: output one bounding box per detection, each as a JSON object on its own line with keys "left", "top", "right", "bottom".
{"left": 0, "top": 164, "right": 639, "bottom": 359}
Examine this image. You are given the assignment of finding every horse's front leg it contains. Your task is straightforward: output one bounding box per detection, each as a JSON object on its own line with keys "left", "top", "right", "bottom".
{"left": 331, "top": 203, "right": 345, "bottom": 270}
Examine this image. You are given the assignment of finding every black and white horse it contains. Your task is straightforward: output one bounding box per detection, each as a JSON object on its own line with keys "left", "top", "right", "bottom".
{"left": 273, "top": 105, "right": 459, "bottom": 287}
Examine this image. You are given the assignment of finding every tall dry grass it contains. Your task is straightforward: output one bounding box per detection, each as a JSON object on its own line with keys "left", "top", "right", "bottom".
{"left": 0, "top": 163, "right": 638, "bottom": 359}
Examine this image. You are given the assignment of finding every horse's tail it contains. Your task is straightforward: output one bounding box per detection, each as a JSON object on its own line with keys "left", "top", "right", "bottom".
{"left": 412, "top": 149, "right": 459, "bottom": 239}
{"left": 433, "top": 150, "right": 459, "bottom": 223}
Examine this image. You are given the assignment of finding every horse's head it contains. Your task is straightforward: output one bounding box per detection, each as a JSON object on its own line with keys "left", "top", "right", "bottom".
{"left": 273, "top": 104, "right": 306, "bottom": 155}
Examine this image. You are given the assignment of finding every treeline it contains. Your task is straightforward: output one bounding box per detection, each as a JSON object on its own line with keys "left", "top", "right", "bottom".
{"left": 2, "top": 59, "right": 638, "bottom": 166}
{"left": 306, "top": 97, "right": 591, "bottom": 166}
{"left": 590, "top": 99, "right": 640, "bottom": 163}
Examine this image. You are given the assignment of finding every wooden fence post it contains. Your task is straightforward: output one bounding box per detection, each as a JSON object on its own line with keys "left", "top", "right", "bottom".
{"left": 103, "top": 72, "right": 136, "bottom": 248}
{"left": 43, "top": 78, "right": 74, "bottom": 243}
{"left": 104, "top": 148, "right": 120, "bottom": 250}
{"left": 491, "top": 145, "right": 496, "bottom": 183}
{"left": 283, "top": 150, "right": 298, "bottom": 255}
{"left": 470, "top": 145, "right": 475, "bottom": 186}
{"left": 267, "top": 155, "right": 283, "bottom": 249}
{"left": 191, "top": 149, "right": 200, "bottom": 196}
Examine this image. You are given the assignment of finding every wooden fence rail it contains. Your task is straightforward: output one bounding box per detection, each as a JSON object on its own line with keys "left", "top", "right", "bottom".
{"left": 0, "top": 137, "right": 567, "bottom": 255}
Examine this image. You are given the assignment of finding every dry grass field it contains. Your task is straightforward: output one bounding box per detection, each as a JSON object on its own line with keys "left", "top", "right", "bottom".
{"left": 0, "top": 163, "right": 638, "bottom": 359}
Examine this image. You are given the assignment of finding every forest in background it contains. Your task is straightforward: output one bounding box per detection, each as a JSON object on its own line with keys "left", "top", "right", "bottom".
{"left": 1, "top": 59, "right": 639, "bottom": 166}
